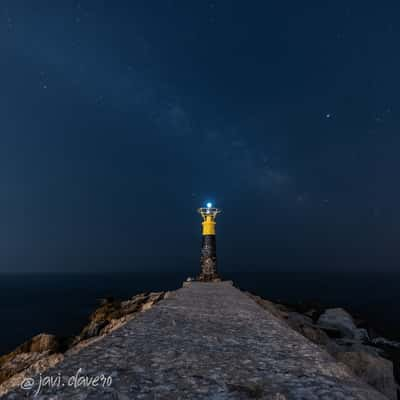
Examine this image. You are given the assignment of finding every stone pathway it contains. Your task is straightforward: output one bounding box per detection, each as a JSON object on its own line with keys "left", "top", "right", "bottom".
{"left": 2, "top": 282, "right": 388, "bottom": 399}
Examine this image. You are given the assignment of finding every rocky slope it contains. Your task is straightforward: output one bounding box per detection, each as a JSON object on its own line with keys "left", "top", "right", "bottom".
{"left": 247, "top": 293, "right": 400, "bottom": 400}
{"left": 0, "top": 285, "right": 398, "bottom": 399}
{"left": 0, "top": 291, "right": 165, "bottom": 396}
{"left": 0, "top": 281, "right": 392, "bottom": 400}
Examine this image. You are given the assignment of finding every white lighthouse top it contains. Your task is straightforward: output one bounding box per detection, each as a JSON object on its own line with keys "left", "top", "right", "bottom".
{"left": 198, "top": 203, "right": 221, "bottom": 218}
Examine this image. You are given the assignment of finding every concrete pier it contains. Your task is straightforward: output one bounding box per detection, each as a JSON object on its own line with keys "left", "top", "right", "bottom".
{"left": 2, "top": 282, "right": 388, "bottom": 399}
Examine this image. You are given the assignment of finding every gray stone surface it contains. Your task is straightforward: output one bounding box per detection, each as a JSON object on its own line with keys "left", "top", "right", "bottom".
{"left": 1, "top": 282, "right": 389, "bottom": 399}
{"left": 317, "top": 308, "right": 367, "bottom": 341}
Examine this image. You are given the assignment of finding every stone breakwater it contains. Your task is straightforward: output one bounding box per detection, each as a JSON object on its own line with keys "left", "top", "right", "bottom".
{"left": 0, "top": 281, "right": 395, "bottom": 399}
{"left": 0, "top": 291, "right": 166, "bottom": 397}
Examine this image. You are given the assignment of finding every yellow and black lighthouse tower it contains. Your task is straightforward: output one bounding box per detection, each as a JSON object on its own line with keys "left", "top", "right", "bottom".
{"left": 197, "top": 203, "right": 221, "bottom": 281}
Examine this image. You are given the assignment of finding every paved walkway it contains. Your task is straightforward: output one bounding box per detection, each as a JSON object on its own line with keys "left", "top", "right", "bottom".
{"left": 2, "top": 282, "right": 388, "bottom": 399}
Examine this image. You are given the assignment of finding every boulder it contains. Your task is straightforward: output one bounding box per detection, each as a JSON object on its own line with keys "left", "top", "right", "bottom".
{"left": 8, "top": 333, "right": 59, "bottom": 355}
{"left": 0, "top": 353, "right": 64, "bottom": 397}
{"left": 0, "top": 352, "right": 46, "bottom": 384}
{"left": 317, "top": 308, "right": 367, "bottom": 340}
{"left": 286, "top": 313, "right": 332, "bottom": 347}
{"left": 75, "top": 291, "right": 165, "bottom": 343}
{"left": 336, "top": 349, "right": 397, "bottom": 400}
{"left": 371, "top": 337, "right": 400, "bottom": 395}
{"left": 79, "top": 319, "right": 109, "bottom": 340}
{"left": 248, "top": 294, "right": 399, "bottom": 399}
{"left": 373, "top": 337, "right": 400, "bottom": 349}
{"left": 0, "top": 334, "right": 61, "bottom": 386}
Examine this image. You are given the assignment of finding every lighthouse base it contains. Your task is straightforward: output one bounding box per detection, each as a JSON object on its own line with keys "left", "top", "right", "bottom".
{"left": 198, "top": 235, "right": 221, "bottom": 282}
{"left": 197, "top": 271, "right": 221, "bottom": 282}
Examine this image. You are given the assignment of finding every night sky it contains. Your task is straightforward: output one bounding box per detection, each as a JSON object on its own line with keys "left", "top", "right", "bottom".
{"left": 1, "top": 1, "right": 400, "bottom": 274}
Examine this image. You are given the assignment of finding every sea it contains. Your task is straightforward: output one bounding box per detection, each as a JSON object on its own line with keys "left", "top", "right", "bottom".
{"left": 1, "top": 268, "right": 399, "bottom": 356}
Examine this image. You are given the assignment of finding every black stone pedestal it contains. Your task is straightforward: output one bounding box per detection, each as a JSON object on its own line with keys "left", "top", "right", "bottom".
{"left": 198, "top": 235, "right": 220, "bottom": 281}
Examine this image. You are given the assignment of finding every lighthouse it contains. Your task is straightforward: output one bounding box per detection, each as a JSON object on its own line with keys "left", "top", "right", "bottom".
{"left": 197, "top": 203, "right": 221, "bottom": 281}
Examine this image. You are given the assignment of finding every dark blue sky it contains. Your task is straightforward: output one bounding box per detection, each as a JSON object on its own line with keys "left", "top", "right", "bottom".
{"left": 1, "top": 1, "right": 400, "bottom": 273}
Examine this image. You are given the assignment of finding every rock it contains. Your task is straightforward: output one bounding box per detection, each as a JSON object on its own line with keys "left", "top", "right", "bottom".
{"left": 336, "top": 349, "right": 397, "bottom": 400}
{"left": 286, "top": 312, "right": 332, "bottom": 347}
{"left": 373, "top": 337, "right": 400, "bottom": 349}
{"left": 6, "top": 333, "right": 59, "bottom": 355}
{"left": 163, "top": 291, "right": 175, "bottom": 300}
{"left": 1, "top": 286, "right": 396, "bottom": 400}
{"left": 249, "top": 296, "right": 399, "bottom": 399}
{"left": 371, "top": 337, "right": 400, "bottom": 394}
{"left": 0, "top": 333, "right": 63, "bottom": 394}
{"left": 245, "top": 293, "right": 288, "bottom": 320}
{"left": 142, "top": 292, "right": 164, "bottom": 311}
{"left": 79, "top": 319, "right": 109, "bottom": 340}
{"left": 75, "top": 291, "right": 165, "bottom": 342}
{"left": 0, "top": 353, "right": 64, "bottom": 397}
{"left": 304, "top": 308, "right": 318, "bottom": 319}
{"left": 101, "top": 315, "right": 135, "bottom": 335}
{"left": 356, "top": 328, "right": 370, "bottom": 342}
{"left": 1, "top": 282, "right": 390, "bottom": 400}
{"left": 0, "top": 334, "right": 60, "bottom": 384}
{"left": 284, "top": 307, "right": 397, "bottom": 398}
{"left": 0, "top": 352, "right": 46, "bottom": 384}
{"left": 317, "top": 308, "right": 367, "bottom": 340}
{"left": 287, "top": 311, "right": 313, "bottom": 326}
{"left": 0, "top": 291, "right": 166, "bottom": 397}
